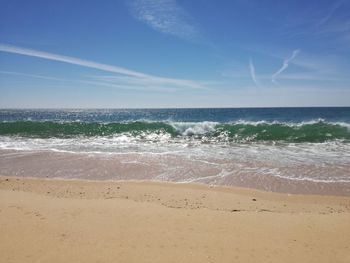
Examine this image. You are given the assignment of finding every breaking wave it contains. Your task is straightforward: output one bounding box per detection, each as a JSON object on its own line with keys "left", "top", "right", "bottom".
{"left": 0, "top": 120, "right": 349, "bottom": 143}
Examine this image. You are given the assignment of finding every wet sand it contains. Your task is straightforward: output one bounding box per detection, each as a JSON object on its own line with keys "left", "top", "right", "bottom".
{"left": 1, "top": 176, "right": 350, "bottom": 262}
{"left": 1, "top": 150, "right": 350, "bottom": 196}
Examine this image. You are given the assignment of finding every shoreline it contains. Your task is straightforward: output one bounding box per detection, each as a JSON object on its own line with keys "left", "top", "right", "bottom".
{"left": 1, "top": 149, "right": 350, "bottom": 196}
{"left": 1, "top": 176, "right": 350, "bottom": 262}
{"left": 2, "top": 174, "right": 350, "bottom": 199}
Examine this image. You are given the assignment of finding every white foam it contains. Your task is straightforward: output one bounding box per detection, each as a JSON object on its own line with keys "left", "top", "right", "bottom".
{"left": 169, "top": 121, "right": 218, "bottom": 136}
{"left": 0, "top": 132, "right": 349, "bottom": 184}
{"left": 230, "top": 118, "right": 350, "bottom": 128}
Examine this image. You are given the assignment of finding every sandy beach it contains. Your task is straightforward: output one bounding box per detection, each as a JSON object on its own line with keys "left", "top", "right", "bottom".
{"left": 2, "top": 0, "right": 350, "bottom": 260}
{"left": 1, "top": 176, "right": 350, "bottom": 263}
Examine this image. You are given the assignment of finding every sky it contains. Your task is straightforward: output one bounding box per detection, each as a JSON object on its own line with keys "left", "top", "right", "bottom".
{"left": 0, "top": 0, "right": 350, "bottom": 108}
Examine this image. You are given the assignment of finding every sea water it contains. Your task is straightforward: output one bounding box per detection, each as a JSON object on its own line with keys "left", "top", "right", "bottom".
{"left": 0, "top": 108, "right": 349, "bottom": 195}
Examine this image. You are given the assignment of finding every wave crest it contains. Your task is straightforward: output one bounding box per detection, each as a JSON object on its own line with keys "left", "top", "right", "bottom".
{"left": 170, "top": 121, "right": 218, "bottom": 136}
{"left": 0, "top": 120, "right": 349, "bottom": 143}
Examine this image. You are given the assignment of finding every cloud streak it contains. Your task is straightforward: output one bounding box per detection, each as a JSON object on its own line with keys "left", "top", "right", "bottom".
{"left": 0, "top": 70, "right": 180, "bottom": 92}
{"left": 130, "top": 0, "right": 199, "bottom": 40}
{"left": 317, "top": 0, "right": 345, "bottom": 27}
{"left": 0, "top": 43, "right": 203, "bottom": 89}
{"left": 249, "top": 59, "right": 259, "bottom": 87}
{"left": 0, "top": 70, "right": 69, "bottom": 82}
{"left": 272, "top": 49, "right": 300, "bottom": 83}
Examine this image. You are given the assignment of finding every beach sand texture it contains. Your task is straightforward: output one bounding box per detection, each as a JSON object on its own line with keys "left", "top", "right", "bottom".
{"left": 1, "top": 177, "right": 350, "bottom": 263}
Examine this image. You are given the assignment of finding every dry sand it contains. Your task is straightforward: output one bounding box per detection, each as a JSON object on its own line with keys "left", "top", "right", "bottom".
{"left": 1, "top": 176, "right": 350, "bottom": 263}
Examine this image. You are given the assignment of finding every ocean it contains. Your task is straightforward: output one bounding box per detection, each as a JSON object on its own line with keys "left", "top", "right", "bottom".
{"left": 0, "top": 107, "right": 349, "bottom": 195}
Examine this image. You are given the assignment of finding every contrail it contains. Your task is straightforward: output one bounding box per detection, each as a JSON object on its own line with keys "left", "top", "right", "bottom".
{"left": 249, "top": 59, "right": 259, "bottom": 87}
{"left": 0, "top": 70, "right": 69, "bottom": 82}
{"left": 317, "top": 0, "right": 345, "bottom": 26}
{"left": 272, "top": 49, "right": 300, "bottom": 83}
{"left": 0, "top": 70, "right": 177, "bottom": 92}
{"left": 0, "top": 43, "right": 202, "bottom": 89}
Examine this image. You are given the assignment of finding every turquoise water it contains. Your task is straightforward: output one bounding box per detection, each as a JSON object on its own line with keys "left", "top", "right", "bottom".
{"left": 0, "top": 120, "right": 349, "bottom": 142}
{"left": 0, "top": 107, "right": 349, "bottom": 142}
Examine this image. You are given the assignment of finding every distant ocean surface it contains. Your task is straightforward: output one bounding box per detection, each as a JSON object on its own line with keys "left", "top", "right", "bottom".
{"left": 1, "top": 108, "right": 349, "bottom": 195}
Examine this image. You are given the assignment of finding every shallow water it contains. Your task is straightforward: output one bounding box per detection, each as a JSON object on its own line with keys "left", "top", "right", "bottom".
{"left": 1, "top": 108, "right": 349, "bottom": 195}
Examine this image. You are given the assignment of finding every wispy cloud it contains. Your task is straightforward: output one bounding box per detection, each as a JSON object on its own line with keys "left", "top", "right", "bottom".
{"left": 0, "top": 43, "right": 203, "bottom": 90}
{"left": 244, "top": 45, "right": 341, "bottom": 74}
{"left": 249, "top": 59, "right": 259, "bottom": 87}
{"left": 129, "top": 0, "right": 199, "bottom": 40}
{"left": 0, "top": 70, "right": 179, "bottom": 92}
{"left": 84, "top": 74, "right": 186, "bottom": 91}
{"left": 317, "top": 0, "right": 345, "bottom": 27}
{"left": 0, "top": 70, "right": 70, "bottom": 82}
{"left": 272, "top": 49, "right": 300, "bottom": 83}
{"left": 280, "top": 1, "right": 350, "bottom": 49}
{"left": 313, "top": 1, "right": 350, "bottom": 41}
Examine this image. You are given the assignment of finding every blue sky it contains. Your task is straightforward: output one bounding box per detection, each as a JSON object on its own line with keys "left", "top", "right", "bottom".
{"left": 0, "top": 0, "right": 349, "bottom": 108}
